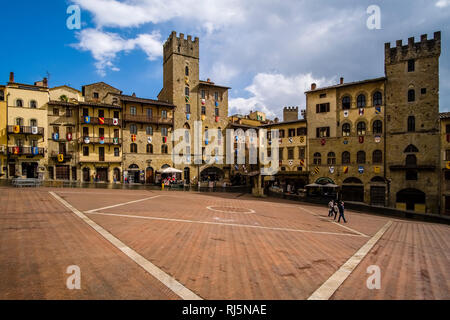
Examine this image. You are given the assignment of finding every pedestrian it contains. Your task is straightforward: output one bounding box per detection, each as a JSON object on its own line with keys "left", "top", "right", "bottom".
{"left": 335, "top": 200, "right": 347, "bottom": 223}
{"left": 328, "top": 200, "right": 334, "bottom": 217}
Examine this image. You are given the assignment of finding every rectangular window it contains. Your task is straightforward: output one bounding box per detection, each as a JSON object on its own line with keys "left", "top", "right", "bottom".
{"left": 186, "top": 104, "right": 191, "bottom": 113}
{"left": 114, "top": 111, "right": 119, "bottom": 119}
{"left": 93, "top": 92, "right": 99, "bottom": 99}
{"left": 279, "top": 130, "right": 285, "bottom": 138}
{"left": 98, "top": 110, "right": 105, "bottom": 118}
{"left": 83, "top": 146, "right": 89, "bottom": 156}
{"left": 72, "top": 167, "right": 77, "bottom": 181}
{"left": 114, "top": 129, "right": 119, "bottom": 138}
{"left": 83, "top": 108, "right": 89, "bottom": 117}
{"left": 53, "top": 108, "right": 59, "bottom": 116}
{"left": 114, "top": 147, "right": 120, "bottom": 157}
{"left": 316, "top": 127, "right": 330, "bottom": 138}
{"left": 99, "top": 128, "right": 105, "bottom": 137}
{"left": 201, "top": 106, "right": 206, "bottom": 115}
{"left": 161, "top": 110, "right": 167, "bottom": 119}
{"left": 185, "top": 87, "right": 190, "bottom": 96}
{"left": 161, "top": 127, "right": 168, "bottom": 137}
{"left": 408, "top": 59, "right": 415, "bottom": 72}
{"left": 421, "top": 88, "right": 427, "bottom": 95}
{"left": 48, "top": 167, "right": 54, "bottom": 180}
{"left": 146, "top": 126, "right": 153, "bottom": 135}
{"left": 316, "top": 103, "right": 330, "bottom": 113}
{"left": 146, "top": 108, "right": 152, "bottom": 118}
{"left": 288, "top": 128, "right": 296, "bottom": 137}
{"left": 130, "top": 106, "right": 137, "bottom": 116}
{"left": 299, "top": 147, "right": 306, "bottom": 159}
{"left": 215, "top": 108, "right": 219, "bottom": 117}
{"left": 446, "top": 124, "right": 450, "bottom": 134}
{"left": 53, "top": 126, "right": 59, "bottom": 134}
{"left": 446, "top": 150, "right": 450, "bottom": 161}
{"left": 279, "top": 148, "right": 284, "bottom": 160}
{"left": 320, "top": 93, "right": 326, "bottom": 98}
{"left": 83, "top": 127, "right": 89, "bottom": 136}
{"left": 214, "top": 92, "right": 219, "bottom": 101}
{"left": 65, "top": 107, "right": 72, "bottom": 117}
{"left": 201, "top": 90, "right": 206, "bottom": 99}
{"left": 288, "top": 148, "right": 294, "bottom": 160}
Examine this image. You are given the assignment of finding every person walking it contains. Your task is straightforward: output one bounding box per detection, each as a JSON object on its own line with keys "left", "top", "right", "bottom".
{"left": 335, "top": 200, "right": 347, "bottom": 223}
{"left": 328, "top": 200, "right": 334, "bottom": 217}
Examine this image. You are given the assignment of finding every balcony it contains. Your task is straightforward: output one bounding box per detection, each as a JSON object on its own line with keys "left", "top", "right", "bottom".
{"left": 123, "top": 114, "right": 174, "bottom": 126}
{"left": 8, "top": 146, "right": 45, "bottom": 156}
{"left": 80, "top": 116, "right": 122, "bottom": 127}
{"left": 78, "top": 137, "right": 122, "bottom": 145}
{"left": 7, "top": 125, "right": 44, "bottom": 135}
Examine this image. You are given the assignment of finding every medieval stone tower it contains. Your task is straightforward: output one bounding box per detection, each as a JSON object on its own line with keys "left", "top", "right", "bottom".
{"left": 384, "top": 32, "right": 441, "bottom": 213}
{"left": 283, "top": 107, "right": 299, "bottom": 122}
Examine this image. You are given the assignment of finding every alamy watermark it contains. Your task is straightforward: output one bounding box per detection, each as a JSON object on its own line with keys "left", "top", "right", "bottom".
{"left": 66, "top": 265, "right": 81, "bottom": 290}
{"left": 66, "top": 5, "right": 81, "bottom": 30}
{"left": 366, "top": 265, "right": 381, "bottom": 290}
{"left": 367, "top": 5, "right": 381, "bottom": 30}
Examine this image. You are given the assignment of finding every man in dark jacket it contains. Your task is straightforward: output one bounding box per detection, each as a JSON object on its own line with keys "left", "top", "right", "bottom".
{"left": 335, "top": 201, "right": 347, "bottom": 223}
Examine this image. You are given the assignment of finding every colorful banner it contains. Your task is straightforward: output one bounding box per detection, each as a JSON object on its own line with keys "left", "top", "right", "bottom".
{"left": 58, "top": 154, "right": 64, "bottom": 162}
{"left": 374, "top": 166, "right": 381, "bottom": 174}
{"left": 131, "top": 134, "right": 137, "bottom": 142}
{"left": 113, "top": 118, "right": 119, "bottom": 126}
{"left": 147, "top": 137, "right": 152, "bottom": 144}
{"left": 375, "top": 106, "right": 382, "bottom": 115}
{"left": 52, "top": 133, "right": 59, "bottom": 141}
{"left": 84, "top": 137, "right": 90, "bottom": 144}
{"left": 186, "top": 114, "right": 190, "bottom": 120}
{"left": 113, "top": 137, "right": 119, "bottom": 145}
{"left": 31, "top": 126, "right": 38, "bottom": 135}
{"left": 13, "top": 125, "right": 20, "bottom": 134}
{"left": 13, "top": 147, "right": 19, "bottom": 155}
{"left": 359, "top": 136, "right": 364, "bottom": 144}
{"left": 329, "top": 166, "right": 335, "bottom": 174}
{"left": 358, "top": 166, "right": 364, "bottom": 174}
{"left": 359, "top": 108, "right": 364, "bottom": 116}
{"left": 98, "top": 117, "right": 105, "bottom": 125}
{"left": 343, "top": 166, "right": 349, "bottom": 174}
{"left": 67, "top": 132, "right": 72, "bottom": 141}
{"left": 84, "top": 116, "right": 91, "bottom": 124}
{"left": 99, "top": 137, "right": 105, "bottom": 144}
{"left": 375, "top": 135, "right": 381, "bottom": 143}
{"left": 32, "top": 147, "right": 39, "bottom": 156}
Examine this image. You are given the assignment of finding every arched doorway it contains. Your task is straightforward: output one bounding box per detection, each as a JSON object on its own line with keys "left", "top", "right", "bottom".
{"left": 146, "top": 167, "right": 154, "bottom": 184}
{"left": 184, "top": 167, "right": 190, "bottom": 183}
{"left": 82, "top": 167, "right": 90, "bottom": 182}
{"left": 128, "top": 164, "right": 140, "bottom": 183}
{"left": 200, "top": 167, "right": 224, "bottom": 182}
{"left": 342, "top": 177, "right": 364, "bottom": 202}
{"left": 315, "top": 177, "right": 336, "bottom": 185}
{"left": 370, "top": 176, "right": 386, "bottom": 206}
{"left": 396, "top": 189, "right": 425, "bottom": 212}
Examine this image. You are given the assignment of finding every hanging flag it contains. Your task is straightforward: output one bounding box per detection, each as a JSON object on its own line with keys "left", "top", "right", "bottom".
{"left": 163, "top": 136, "right": 167, "bottom": 143}
{"left": 201, "top": 99, "right": 206, "bottom": 105}
{"left": 329, "top": 166, "right": 335, "bottom": 174}
{"left": 288, "top": 160, "right": 293, "bottom": 166}
{"left": 58, "top": 154, "right": 64, "bottom": 162}
{"left": 185, "top": 76, "right": 189, "bottom": 85}
{"left": 201, "top": 115, "right": 206, "bottom": 121}
{"left": 215, "top": 116, "right": 219, "bottom": 122}
{"left": 98, "top": 117, "right": 105, "bottom": 125}
{"left": 343, "top": 166, "right": 349, "bottom": 174}
{"left": 113, "top": 137, "right": 119, "bottom": 145}
{"left": 375, "top": 135, "right": 381, "bottom": 143}
{"left": 147, "top": 137, "right": 152, "bottom": 144}
{"left": 99, "top": 136, "right": 105, "bottom": 144}
{"left": 359, "top": 108, "right": 364, "bottom": 116}
{"left": 215, "top": 101, "right": 219, "bottom": 107}
{"left": 13, "top": 125, "right": 20, "bottom": 134}
{"left": 314, "top": 167, "right": 320, "bottom": 174}
{"left": 343, "top": 138, "right": 349, "bottom": 145}
{"left": 32, "top": 147, "right": 39, "bottom": 156}
{"left": 446, "top": 162, "right": 450, "bottom": 170}
{"left": 300, "top": 159, "right": 305, "bottom": 167}
{"left": 186, "top": 114, "right": 191, "bottom": 120}
{"left": 67, "top": 132, "right": 72, "bottom": 141}
{"left": 205, "top": 139, "right": 209, "bottom": 145}
{"left": 321, "top": 138, "right": 326, "bottom": 146}
{"left": 374, "top": 166, "right": 381, "bottom": 174}
{"left": 289, "top": 137, "right": 293, "bottom": 144}
{"left": 185, "top": 96, "right": 190, "bottom": 103}
{"left": 113, "top": 118, "right": 119, "bottom": 126}
{"left": 299, "top": 136, "right": 305, "bottom": 143}
{"left": 52, "top": 133, "right": 59, "bottom": 141}
{"left": 13, "top": 146, "right": 20, "bottom": 155}
{"left": 84, "top": 116, "right": 91, "bottom": 124}
{"left": 31, "top": 126, "right": 38, "bottom": 135}
{"left": 358, "top": 166, "right": 364, "bottom": 174}
{"left": 375, "top": 106, "right": 381, "bottom": 115}
{"left": 84, "top": 137, "right": 90, "bottom": 144}
{"left": 359, "top": 136, "right": 364, "bottom": 144}
{"left": 343, "top": 110, "right": 349, "bottom": 118}
{"left": 131, "top": 134, "right": 137, "bottom": 142}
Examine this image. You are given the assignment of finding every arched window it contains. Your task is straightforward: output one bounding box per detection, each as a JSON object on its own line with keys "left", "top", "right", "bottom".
{"left": 342, "top": 96, "right": 351, "bottom": 109}
{"left": 130, "top": 124, "right": 137, "bottom": 134}
{"left": 373, "top": 150, "right": 383, "bottom": 163}
{"left": 146, "top": 144, "right": 153, "bottom": 154}
{"left": 130, "top": 143, "right": 137, "bottom": 153}
{"left": 327, "top": 152, "right": 336, "bottom": 165}
{"left": 406, "top": 154, "right": 417, "bottom": 167}
{"left": 408, "top": 89, "right": 415, "bottom": 102}
{"left": 146, "top": 126, "right": 153, "bottom": 135}
{"left": 161, "top": 144, "right": 168, "bottom": 154}
{"left": 357, "top": 151, "right": 366, "bottom": 164}
{"left": 373, "top": 120, "right": 383, "bottom": 134}
{"left": 357, "top": 94, "right": 366, "bottom": 108}
{"left": 342, "top": 123, "right": 351, "bottom": 137}
{"left": 16, "top": 117, "right": 24, "bottom": 126}
{"left": 404, "top": 144, "right": 419, "bottom": 153}
{"left": 342, "top": 151, "right": 351, "bottom": 164}
{"left": 407, "top": 116, "right": 415, "bottom": 132}
{"left": 373, "top": 91, "right": 382, "bottom": 106}
{"left": 357, "top": 122, "right": 366, "bottom": 135}
{"left": 185, "top": 66, "right": 189, "bottom": 76}
{"left": 30, "top": 100, "right": 37, "bottom": 109}
{"left": 30, "top": 119, "right": 37, "bottom": 127}
{"left": 16, "top": 99, "right": 23, "bottom": 107}
{"left": 313, "top": 152, "right": 321, "bottom": 165}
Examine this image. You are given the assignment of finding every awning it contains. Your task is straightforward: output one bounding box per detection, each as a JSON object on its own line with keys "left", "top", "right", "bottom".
{"left": 158, "top": 167, "right": 183, "bottom": 174}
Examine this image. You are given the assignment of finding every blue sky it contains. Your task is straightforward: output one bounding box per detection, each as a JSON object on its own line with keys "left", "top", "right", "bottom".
{"left": 1, "top": 0, "right": 449, "bottom": 118}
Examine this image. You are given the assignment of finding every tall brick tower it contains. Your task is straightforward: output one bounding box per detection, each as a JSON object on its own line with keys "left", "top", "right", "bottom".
{"left": 384, "top": 32, "right": 441, "bottom": 213}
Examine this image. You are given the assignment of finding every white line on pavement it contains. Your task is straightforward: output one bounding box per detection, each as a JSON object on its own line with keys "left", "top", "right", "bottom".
{"left": 307, "top": 220, "right": 393, "bottom": 300}
{"left": 49, "top": 191, "right": 201, "bottom": 301}
{"left": 85, "top": 195, "right": 161, "bottom": 213}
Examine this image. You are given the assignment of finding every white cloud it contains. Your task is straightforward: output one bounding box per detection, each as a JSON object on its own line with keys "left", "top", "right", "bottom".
{"left": 72, "top": 0, "right": 245, "bottom": 31}
{"left": 73, "top": 28, "right": 162, "bottom": 76}
{"left": 436, "top": 0, "right": 450, "bottom": 8}
{"left": 229, "top": 73, "right": 334, "bottom": 119}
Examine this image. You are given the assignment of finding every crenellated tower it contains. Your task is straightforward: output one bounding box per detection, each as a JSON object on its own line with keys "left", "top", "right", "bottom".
{"left": 385, "top": 31, "right": 441, "bottom": 213}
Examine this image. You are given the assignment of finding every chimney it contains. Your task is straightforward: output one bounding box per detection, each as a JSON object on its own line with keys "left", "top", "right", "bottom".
{"left": 311, "top": 83, "right": 316, "bottom": 91}
{"left": 43, "top": 77, "right": 48, "bottom": 87}
{"left": 9, "top": 72, "right": 14, "bottom": 83}
{"left": 207, "top": 78, "right": 211, "bottom": 83}
{"left": 132, "top": 92, "right": 136, "bottom": 97}
{"left": 340, "top": 77, "right": 344, "bottom": 85}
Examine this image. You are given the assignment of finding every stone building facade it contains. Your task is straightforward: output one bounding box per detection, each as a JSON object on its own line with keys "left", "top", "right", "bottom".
{"left": 439, "top": 112, "right": 450, "bottom": 215}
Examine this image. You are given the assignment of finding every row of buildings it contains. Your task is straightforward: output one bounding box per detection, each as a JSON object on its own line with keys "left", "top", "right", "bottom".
{"left": 0, "top": 31, "right": 448, "bottom": 215}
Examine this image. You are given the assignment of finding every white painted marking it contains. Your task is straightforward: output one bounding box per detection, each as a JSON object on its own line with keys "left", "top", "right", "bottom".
{"left": 85, "top": 195, "right": 161, "bottom": 213}
{"left": 298, "top": 205, "right": 368, "bottom": 237}
{"left": 308, "top": 220, "right": 393, "bottom": 300}
{"left": 49, "top": 192, "right": 201, "bottom": 300}
{"left": 207, "top": 206, "right": 255, "bottom": 214}
{"left": 86, "top": 211, "right": 367, "bottom": 238}
{"left": 55, "top": 191, "right": 153, "bottom": 196}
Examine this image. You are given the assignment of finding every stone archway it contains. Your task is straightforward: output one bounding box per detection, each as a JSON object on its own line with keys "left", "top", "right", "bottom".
{"left": 396, "top": 189, "right": 425, "bottom": 212}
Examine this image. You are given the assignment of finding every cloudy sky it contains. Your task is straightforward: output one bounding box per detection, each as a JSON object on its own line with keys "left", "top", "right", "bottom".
{"left": 1, "top": 0, "right": 449, "bottom": 118}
